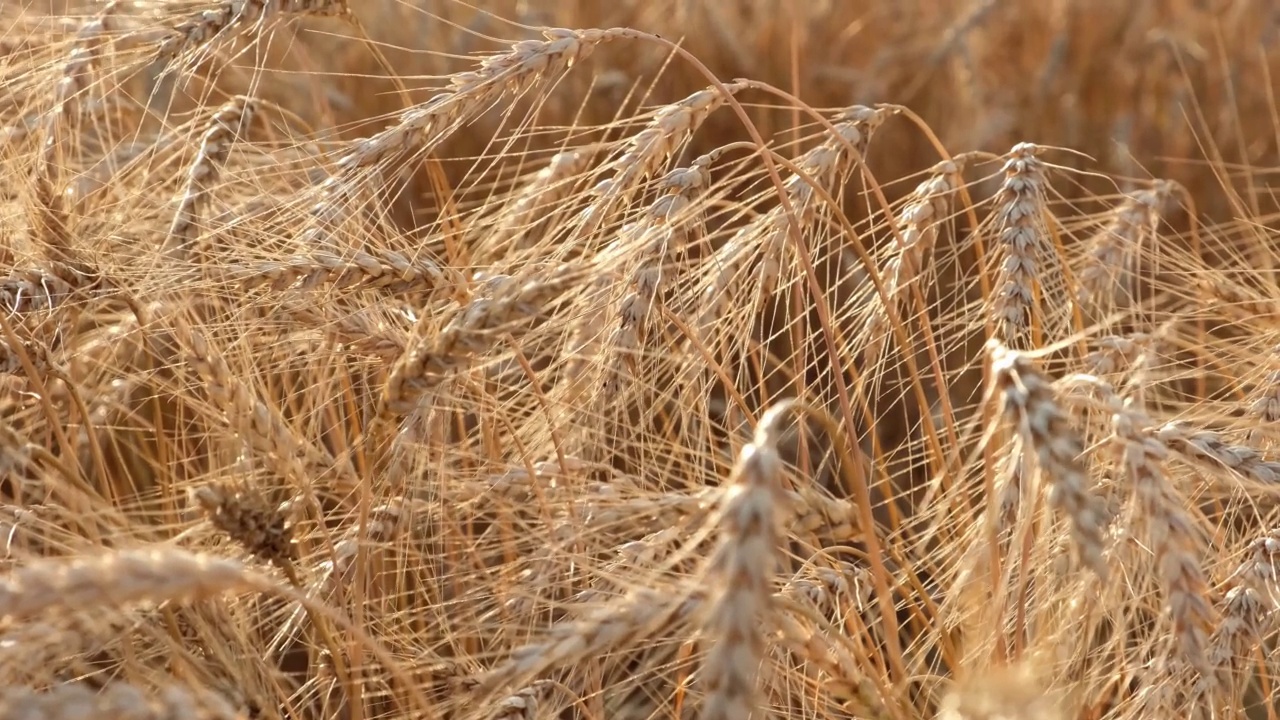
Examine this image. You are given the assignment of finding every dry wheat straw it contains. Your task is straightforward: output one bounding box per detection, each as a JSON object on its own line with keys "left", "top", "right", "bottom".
{"left": 987, "top": 342, "right": 1109, "bottom": 580}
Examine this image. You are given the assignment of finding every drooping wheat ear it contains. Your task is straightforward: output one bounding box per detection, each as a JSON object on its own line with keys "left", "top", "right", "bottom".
{"left": 986, "top": 341, "right": 1110, "bottom": 581}
{"left": 860, "top": 156, "right": 969, "bottom": 366}
{"left": 228, "top": 247, "right": 451, "bottom": 296}
{"left": 0, "top": 682, "right": 241, "bottom": 720}
{"left": 301, "top": 28, "right": 627, "bottom": 245}
{"left": 490, "top": 680, "right": 556, "bottom": 720}
{"left": 1201, "top": 529, "right": 1280, "bottom": 700}
{"left": 33, "top": 1, "right": 118, "bottom": 270}
{"left": 155, "top": 0, "right": 352, "bottom": 64}
{"left": 573, "top": 83, "right": 746, "bottom": 237}
{"left": 164, "top": 95, "right": 257, "bottom": 259}
{"left": 490, "top": 150, "right": 590, "bottom": 252}
{"left": 1156, "top": 421, "right": 1280, "bottom": 486}
{"left": 770, "top": 593, "right": 885, "bottom": 715}
{"left": 1077, "top": 180, "right": 1176, "bottom": 307}
{"left": 988, "top": 142, "right": 1053, "bottom": 346}
{"left": 277, "top": 298, "right": 408, "bottom": 361}
{"left": 1062, "top": 374, "right": 1217, "bottom": 677}
{"left": 756, "top": 105, "right": 889, "bottom": 294}
{"left": 168, "top": 311, "right": 351, "bottom": 495}
{"left": 1083, "top": 332, "right": 1159, "bottom": 376}
{"left": 1246, "top": 347, "right": 1280, "bottom": 445}
{"left": 479, "top": 586, "right": 706, "bottom": 696}
{"left": 382, "top": 264, "right": 579, "bottom": 416}
{"left": 700, "top": 400, "right": 792, "bottom": 720}
{"left": 190, "top": 480, "right": 298, "bottom": 572}
{"left": 696, "top": 106, "right": 888, "bottom": 350}
{"left": 592, "top": 151, "right": 718, "bottom": 408}
{"left": 0, "top": 547, "right": 259, "bottom": 622}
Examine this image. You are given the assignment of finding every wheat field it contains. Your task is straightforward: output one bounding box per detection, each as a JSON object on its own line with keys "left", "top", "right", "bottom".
{"left": 2, "top": 1, "right": 1280, "bottom": 718}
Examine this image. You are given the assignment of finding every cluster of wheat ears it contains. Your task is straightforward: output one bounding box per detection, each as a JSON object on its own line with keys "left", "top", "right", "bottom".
{"left": 5, "top": 1, "right": 1280, "bottom": 719}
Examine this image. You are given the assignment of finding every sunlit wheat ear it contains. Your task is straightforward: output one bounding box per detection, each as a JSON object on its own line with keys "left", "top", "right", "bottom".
{"left": 154, "top": 0, "right": 353, "bottom": 66}
{"left": 0, "top": 681, "right": 242, "bottom": 720}
{"left": 1061, "top": 374, "right": 1217, "bottom": 677}
{"left": 32, "top": 1, "right": 119, "bottom": 272}
{"left": 301, "top": 28, "right": 627, "bottom": 246}
{"left": 1076, "top": 180, "right": 1176, "bottom": 310}
{"left": 1083, "top": 332, "right": 1160, "bottom": 376}
{"left": 575, "top": 151, "right": 719, "bottom": 448}
{"left": 987, "top": 142, "right": 1053, "bottom": 347}
{"left": 987, "top": 341, "right": 1109, "bottom": 581}
{"left": 1200, "top": 529, "right": 1280, "bottom": 703}
{"left": 860, "top": 156, "right": 970, "bottom": 367}
{"left": 755, "top": 105, "right": 889, "bottom": 295}
{"left": 228, "top": 247, "right": 450, "bottom": 296}
{"left": 700, "top": 400, "right": 792, "bottom": 720}
{"left": 382, "top": 263, "right": 578, "bottom": 417}
{"left": 0, "top": 547, "right": 262, "bottom": 622}
{"left": 479, "top": 587, "right": 706, "bottom": 696}
{"left": 163, "top": 95, "right": 257, "bottom": 260}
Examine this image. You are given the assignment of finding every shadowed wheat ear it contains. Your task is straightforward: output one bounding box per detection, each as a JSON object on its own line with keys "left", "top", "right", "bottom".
{"left": 987, "top": 341, "right": 1109, "bottom": 581}
{"left": 190, "top": 479, "right": 298, "bottom": 574}
{"left": 700, "top": 400, "right": 792, "bottom": 720}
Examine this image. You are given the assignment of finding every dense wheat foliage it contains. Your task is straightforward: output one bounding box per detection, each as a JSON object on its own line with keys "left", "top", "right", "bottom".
{"left": 4, "top": 1, "right": 1280, "bottom": 718}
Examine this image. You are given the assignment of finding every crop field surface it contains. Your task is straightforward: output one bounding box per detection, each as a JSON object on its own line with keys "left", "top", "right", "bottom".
{"left": 1, "top": 1, "right": 1280, "bottom": 719}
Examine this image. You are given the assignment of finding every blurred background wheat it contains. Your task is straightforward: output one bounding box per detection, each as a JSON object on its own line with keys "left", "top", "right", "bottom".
{"left": 1, "top": 1, "right": 1280, "bottom": 719}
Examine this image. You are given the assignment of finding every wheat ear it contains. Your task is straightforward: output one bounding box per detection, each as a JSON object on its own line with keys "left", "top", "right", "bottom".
{"left": 700, "top": 400, "right": 792, "bottom": 720}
